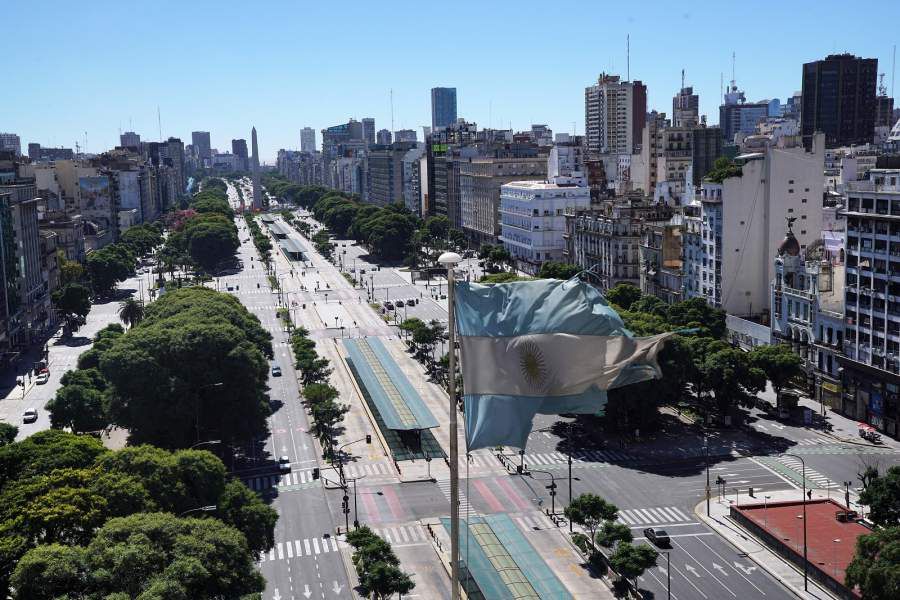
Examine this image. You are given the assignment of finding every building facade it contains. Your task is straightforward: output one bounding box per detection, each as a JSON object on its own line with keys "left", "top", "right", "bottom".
{"left": 801, "top": 54, "right": 878, "bottom": 150}
{"left": 500, "top": 180, "right": 590, "bottom": 273}
{"left": 191, "top": 131, "right": 211, "bottom": 161}
{"left": 431, "top": 87, "right": 458, "bottom": 131}
{"left": 584, "top": 74, "right": 646, "bottom": 158}
{"left": 301, "top": 127, "right": 316, "bottom": 153}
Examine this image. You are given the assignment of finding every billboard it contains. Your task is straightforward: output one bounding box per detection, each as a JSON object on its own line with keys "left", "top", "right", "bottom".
{"left": 78, "top": 176, "right": 111, "bottom": 211}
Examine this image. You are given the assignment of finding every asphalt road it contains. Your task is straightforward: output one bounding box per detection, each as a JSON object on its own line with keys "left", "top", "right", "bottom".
{"left": 224, "top": 185, "right": 352, "bottom": 600}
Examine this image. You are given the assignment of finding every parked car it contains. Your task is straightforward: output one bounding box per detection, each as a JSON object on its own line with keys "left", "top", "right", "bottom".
{"left": 643, "top": 527, "right": 670, "bottom": 548}
{"left": 22, "top": 408, "right": 38, "bottom": 423}
{"left": 271, "top": 365, "right": 282, "bottom": 377}
{"left": 395, "top": 299, "right": 405, "bottom": 307}
{"left": 278, "top": 456, "right": 291, "bottom": 473}
{"left": 384, "top": 302, "right": 394, "bottom": 310}
{"left": 35, "top": 372, "right": 49, "bottom": 385}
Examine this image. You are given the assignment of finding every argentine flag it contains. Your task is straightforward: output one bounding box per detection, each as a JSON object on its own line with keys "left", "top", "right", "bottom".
{"left": 455, "top": 278, "right": 673, "bottom": 451}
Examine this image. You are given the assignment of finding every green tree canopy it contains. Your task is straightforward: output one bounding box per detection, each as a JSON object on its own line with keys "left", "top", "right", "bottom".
{"left": 845, "top": 526, "right": 900, "bottom": 600}
{"left": 563, "top": 493, "right": 619, "bottom": 547}
{"left": 860, "top": 466, "right": 900, "bottom": 527}
{"left": 750, "top": 343, "right": 803, "bottom": 396}
{"left": 605, "top": 283, "right": 642, "bottom": 310}
{"left": 609, "top": 542, "right": 658, "bottom": 581}
{"left": 537, "top": 261, "right": 581, "bottom": 280}
{"left": 11, "top": 512, "right": 265, "bottom": 600}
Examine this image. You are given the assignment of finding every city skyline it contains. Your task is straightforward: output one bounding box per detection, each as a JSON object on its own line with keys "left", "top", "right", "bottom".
{"left": 5, "top": 1, "right": 899, "bottom": 162}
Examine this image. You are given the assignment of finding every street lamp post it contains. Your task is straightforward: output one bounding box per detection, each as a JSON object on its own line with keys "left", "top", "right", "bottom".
{"left": 783, "top": 452, "right": 809, "bottom": 591}
{"left": 705, "top": 436, "right": 711, "bottom": 516}
{"left": 438, "top": 251, "right": 462, "bottom": 600}
{"left": 530, "top": 469, "right": 558, "bottom": 519}
{"left": 666, "top": 551, "right": 671, "bottom": 600}
{"left": 844, "top": 481, "right": 852, "bottom": 510}
{"left": 764, "top": 495, "right": 771, "bottom": 528}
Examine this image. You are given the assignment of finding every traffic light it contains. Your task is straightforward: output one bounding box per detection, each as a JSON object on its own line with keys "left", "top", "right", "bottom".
{"left": 365, "top": 434, "right": 372, "bottom": 444}
{"left": 312, "top": 468, "right": 320, "bottom": 480}
{"left": 749, "top": 487, "right": 755, "bottom": 497}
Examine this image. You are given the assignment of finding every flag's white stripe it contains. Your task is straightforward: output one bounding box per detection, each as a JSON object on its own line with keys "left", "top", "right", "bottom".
{"left": 459, "top": 332, "right": 672, "bottom": 397}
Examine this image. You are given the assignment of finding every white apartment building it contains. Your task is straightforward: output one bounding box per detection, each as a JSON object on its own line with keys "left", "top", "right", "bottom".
{"left": 499, "top": 180, "right": 591, "bottom": 273}
{"left": 688, "top": 132, "right": 825, "bottom": 316}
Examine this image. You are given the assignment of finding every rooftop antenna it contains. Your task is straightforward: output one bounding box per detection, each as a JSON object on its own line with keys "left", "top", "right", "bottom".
{"left": 893, "top": 44, "right": 897, "bottom": 98}
{"left": 626, "top": 34, "right": 630, "bottom": 81}
{"left": 879, "top": 73, "right": 887, "bottom": 97}
{"left": 390, "top": 88, "right": 395, "bottom": 133}
{"left": 731, "top": 51, "right": 736, "bottom": 87}
{"left": 720, "top": 72, "right": 723, "bottom": 103}
{"left": 572, "top": 121, "right": 576, "bottom": 136}
{"left": 681, "top": 68, "right": 685, "bottom": 92}
{"left": 157, "top": 106, "right": 163, "bottom": 142}
{"left": 84, "top": 131, "right": 88, "bottom": 155}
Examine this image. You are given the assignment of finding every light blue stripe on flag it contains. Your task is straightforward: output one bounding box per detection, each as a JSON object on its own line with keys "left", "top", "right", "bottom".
{"left": 455, "top": 278, "right": 670, "bottom": 450}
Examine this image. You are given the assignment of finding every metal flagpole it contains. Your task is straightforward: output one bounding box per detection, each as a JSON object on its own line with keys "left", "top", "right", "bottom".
{"left": 439, "top": 251, "right": 462, "bottom": 600}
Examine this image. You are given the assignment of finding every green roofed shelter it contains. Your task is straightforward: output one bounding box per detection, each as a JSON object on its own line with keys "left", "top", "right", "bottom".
{"left": 279, "top": 238, "right": 305, "bottom": 261}
{"left": 342, "top": 338, "right": 439, "bottom": 431}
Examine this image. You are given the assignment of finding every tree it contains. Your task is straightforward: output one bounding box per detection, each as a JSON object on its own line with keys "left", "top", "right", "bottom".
{"left": 538, "top": 261, "right": 580, "bottom": 280}
{"left": 609, "top": 542, "right": 658, "bottom": 583}
{"left": 563, "top": 493, "right": 618, "bottom": 548}
{"left": 860, "top": 466, "right": 900, "bottom": 527}
{"left": 46, "top": 381, "right": 108, "bottom": 434}
{"left": 667, "top": 297, "right": 727, "bottom": 339}
{"left": 595, "top": 520, "right": 634, "bottom": 548}
{"left": 298, "top": 356, "right": 332, "bottom": 386}
{"left": 9, "top": 543, "right": 88, "bottom": 600}
{"left": 86, "top": 243, "right": 135, "bottom": 296}
{"left": 0, "top": 430, "right": 108, "bottom": 487}
{"left": 118, "top": 297, "right": 144, "bottom": 328}
{"left": 605, "top": 283, "right": 641, "bottom": 310}
{"left": 704, "top": 346, "right": 767, "bottom": 415}
{"left": 0, "top": 424, "right": 16, "bottom": 446}
{"left": 11, "top": 512, "right": 265, "bottom": 599}
{"left": 303, "top": 383, "right": 339, "bottom": 408}
{"left": 183, "top": 215, "right": 239, "bottom": 273}
{"left": 846, "top": 526, "right": 900, "bottom": 600}
{"left": 751, "top": 344, "right": 803, "bottom": 396}
{"left": 217, "top": 480, "right": 278, "bottom": 555}
{"left": 361, "top": 561, "right": 416, "bottom": 599}
{"left": 51, "top": 283, "right": 91, "bottom": 332}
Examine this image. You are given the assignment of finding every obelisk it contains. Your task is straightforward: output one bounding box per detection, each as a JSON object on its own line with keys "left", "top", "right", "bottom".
{"left": 251, "top": 126, "right": 262, "bottom": 210}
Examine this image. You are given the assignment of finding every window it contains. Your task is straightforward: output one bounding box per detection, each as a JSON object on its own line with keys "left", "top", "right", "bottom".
{"left": 802, "top": 199, "right": 807, "bottom": 203}
{"left": 789, "top": 189, "right": 794, "bottom": 194}
{"left": 788, "top": 208, "right": 794, "bottom": 213}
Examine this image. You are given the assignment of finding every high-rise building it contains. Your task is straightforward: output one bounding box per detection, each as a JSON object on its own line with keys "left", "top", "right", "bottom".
{"left": 840, "top": 168, "right": 900, "bottom": 433}
{"left": 431, "top": 87, "right": 458, "bottom": 131}
{"left": 251, "top": 127, "right": 262, "bottom": 209}
{"left": 801, "top": 54, "right": 878, "bottom": 149}
{"left": 0, "top": 133, "right": 21, "bottom": 156}
{"left": 584, "top": 73, "right": 646, "bottom": 158}
{"left": 191, "top": 131, "right": 212, "bottom": 161}
{"left": 673, "top": 84, "right": 700, "bottom": 128}
{"left": 120, "top": 131, "right": 141, "bottom": 148}
{"left": 394, "top": 129, "right": 417, "bottom": 143}
{"left": 232, "top": 138, "right": 248, "bottom": 171}
{"left": 364, "top": 141, "right": 418, "bottom": 206}
{"left": 376, "top": 129, "right": 392, "bottom": 145}
{"left": 300, "top": 127, "right": 316, "bottom": 153}
{"left": 362, "top": 118, "right": 376, "bottom": 147}
{"left": 719, "top": 81, "right": 769, "bottom": 143}
{"left": 166, "top": 137, "right": 186, "bottom": 196}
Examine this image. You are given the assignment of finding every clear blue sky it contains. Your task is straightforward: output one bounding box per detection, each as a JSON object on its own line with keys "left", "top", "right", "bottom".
{"left": 5, "top": 1, "right": 898, "bottom": 163}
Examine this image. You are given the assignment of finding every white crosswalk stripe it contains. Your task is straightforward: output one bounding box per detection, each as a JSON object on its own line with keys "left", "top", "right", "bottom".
{"left": 617, "top": 506, "right": 693, "bottom": 526}
{"left": 777, "top": 457, "right": 839, "bottom": 488}
{"left": 515, "top": 513, "right": 555, "bottom": 531}
{"left": 243, "top": 469, "right": 319, "bottom": 491}
{"left": 343, "top": 462, "right": 392, "bottom": 478}
{"left": 373, "top": 524, "right": 428, "bottom": 545}
{"left": 259, "top": 536, "right": 342, "bottom": 562}
{"left": 795, "top": 438, "right": 829, "bottom": 446}
{"left": 436, "top": 478, "right": 478, "bottom": 516}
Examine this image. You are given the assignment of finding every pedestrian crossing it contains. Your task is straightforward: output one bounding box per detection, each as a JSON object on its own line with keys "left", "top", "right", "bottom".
{"left": 795, "top": 438, "right": 830, "bottom": 446}
{"left": 244, "top": 469, "right": 318, "bottom": 492}
{"left": 436, "top": 478, "right": 478, "bottom": 516}
{"left": 371, "top": 524, "right": 428, "bottom": 546}
{"left": 514, "top": 513, "right": 556, "bottom": 531}
{"left": 342, "top": 462, "right": 392, "bottom": 479}
{"left": 776, "top": 456, "right": 839, "bottom": 488}
{"left": 617, "top": 506, "right": 694, "bottom": 527}
{"left": 259, "top": 536, "right": 342, "bottom": 562}
{"left": 472, "top": 448, "right": 638, "bottom": 469}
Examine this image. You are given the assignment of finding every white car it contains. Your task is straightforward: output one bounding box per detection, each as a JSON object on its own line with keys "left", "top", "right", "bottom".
{"left": 35, "top": 372, "right": 49, "bottom": 385}
{"left": 278, "top": 456, "right": 291, "bottom": 473}
{"left": 23, "top": 408, "right": 38, "bottom": 423}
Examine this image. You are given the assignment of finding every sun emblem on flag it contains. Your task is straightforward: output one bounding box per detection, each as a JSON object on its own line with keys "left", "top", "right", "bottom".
{"left": 519, "top": 339, "right": 547, "bottom": 391}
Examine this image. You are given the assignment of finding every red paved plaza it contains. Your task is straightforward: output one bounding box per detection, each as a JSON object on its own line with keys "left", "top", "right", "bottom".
{"left": 735, "top": 498, "right": 870, "bottom": 592}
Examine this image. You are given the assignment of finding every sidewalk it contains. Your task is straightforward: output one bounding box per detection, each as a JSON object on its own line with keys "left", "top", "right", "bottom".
{"left": 696, "top": 490, "right": 842, "bottom": 600}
